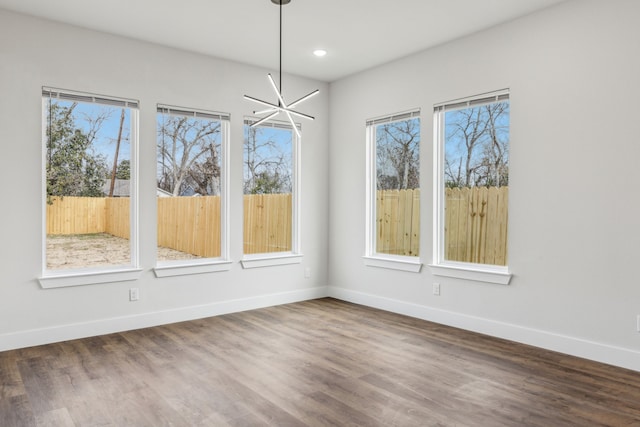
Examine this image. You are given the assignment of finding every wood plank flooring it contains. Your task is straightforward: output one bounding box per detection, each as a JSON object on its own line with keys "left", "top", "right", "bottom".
{"left": 2, "top": 298, "right": 640, "bottom": 426}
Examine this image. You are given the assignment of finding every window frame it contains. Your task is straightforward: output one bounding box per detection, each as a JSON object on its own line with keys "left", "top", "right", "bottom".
{"left": 39, "top": 87, "right": 142, "bottom": 288}
{"left": 240, "top": 118, "right": 302, "bottom": 269}
{"left": 429, "top": 90, "right": 512, "bottom": 285}
{"left": 364, "top": 109, "right": 422, "bottom": 273}
{"left": 153, "top": 104, "right": 232, "bottom": 278}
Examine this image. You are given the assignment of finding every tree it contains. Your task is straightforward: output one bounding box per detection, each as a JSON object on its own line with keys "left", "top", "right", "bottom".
{"left": 376, "top": 118, "right": 420, "bottom": 190}
{"left": 249, "top": 171, "right": 287, "bottom": 194}
{"left": 444, "top": 102, "right": 509, "bottom": 188}
{"left": 157, "top": 116, "right": 221, "bottom": 196}
{"left": 115, "top": 159, "right": 130, "bottom": 180}
{"left": 45, "top": 101, "right": 108, "bottom": 199}
{"left": 243, "top": 126, "right": 291, "bottom": 195}
{"left": 187, "top": 143, "right": 221, "bottom": 196}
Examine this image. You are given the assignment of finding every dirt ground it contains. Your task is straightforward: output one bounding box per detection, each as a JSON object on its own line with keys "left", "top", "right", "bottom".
{"left": 46, "top": 233, "right": 198, "bottom": 270}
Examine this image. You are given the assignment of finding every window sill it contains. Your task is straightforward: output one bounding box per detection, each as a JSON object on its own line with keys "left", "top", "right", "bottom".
{"left": 363, "top": 255, "right": 423, "bottom": 273}
{"left": 153, "top": 259, "right": 233, "bottom": 278}
{"left": 241, "top": 253, "right": 303, "bottom": 269}
{"left": 38, "top": 267, "right": 143, "bottom": 289}
{"left": 428, "top": 262, "right": 512, "bottom": 285}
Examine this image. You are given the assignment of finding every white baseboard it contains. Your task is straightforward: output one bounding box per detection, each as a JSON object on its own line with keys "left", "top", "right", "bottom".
{"left": 5, "top": 284, "right": 639, "bottom": 373}
{"left": 0, "top": 286, "right": 328, "bottom": 352}
{"left": 328, "top": 286, "right": 640, "bottom": 373}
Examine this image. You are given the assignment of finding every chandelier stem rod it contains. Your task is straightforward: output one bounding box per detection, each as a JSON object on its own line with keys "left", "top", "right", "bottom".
{"left": 279, "top": 0, "right": 283, "bottom": 105}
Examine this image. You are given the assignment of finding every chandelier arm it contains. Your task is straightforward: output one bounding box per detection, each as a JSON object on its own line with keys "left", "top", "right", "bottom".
{"left": 283, "top": 110, "right": 301, "bottom": 138}
{"left": 268, "top": 73, "right": 288, "bottom": 108}
{"left": 250, "top": 111, "right": 281, "bottom": 128}
{"left": 254, "top": 107, "right": 278, "bottom": 115}
{"left": 243, "top": 95, "right": 280, "bottom": 110}
{"left": 283, "top": 108, "right": 315, "bottom": 121}
{"left": 288, "top": 89, "right": 320, "bottom": 108}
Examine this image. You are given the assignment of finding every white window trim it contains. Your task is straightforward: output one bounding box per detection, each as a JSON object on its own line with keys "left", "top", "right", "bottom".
{"left": 363, "top": 255, "right": 422, "bottom": 273}
{"left": 153, "top": 106, "right": 232, "bottom": 277}
{"left": 364, "top": 109, "right": 423, "bottom": 272}
{"left": 154, "top": 260, "right": 233, "bottom": 278}
{"left": 38, "top": 268, "right": 143, "bottom": 289}
{"left": 240, "top": 253, "right": 303, "bottom": 269}
{"left": 241, "top": 118, "right": 302, "bottom": 268}
{"left": 428, "top": 262, "right": 511, "bottom": 285}
{"left": 40, "top": 88, "right": 140, "bottom": 288}
{"left": 431, "top": 90, "right": 512, "bottom": 285}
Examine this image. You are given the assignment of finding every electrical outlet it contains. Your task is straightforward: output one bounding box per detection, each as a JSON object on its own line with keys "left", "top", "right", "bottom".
{"left": 433, "top": 283, "right": 441, "bottom": 296}
{"left": 304, "top": 268, "right": 311, "bottom": 279}
{"left": 129, "top": 288, "right": 139, "bottom": 301}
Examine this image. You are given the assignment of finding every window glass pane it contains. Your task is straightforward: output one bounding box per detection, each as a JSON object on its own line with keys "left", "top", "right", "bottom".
{"left": 243, "top": 124, "right": 293, "bottom": 254}
{"left": 443, "top": 100, "right": 509, "bottom": 266}
{"left": 375, "top": 117, "right": 420, "bottom": 256}
{"left": 45, "top": 97, "right": 132, "bottom": 270}
{"left": 156, "top": 112, "right": 222, "bottom": 261}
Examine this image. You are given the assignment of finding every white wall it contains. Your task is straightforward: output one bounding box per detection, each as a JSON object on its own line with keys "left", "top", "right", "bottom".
{"left": 328, "top": 0, "right": 640, "bottom": 371}
{"left": 0, "top": 9, "right": 329, "bottom": 349}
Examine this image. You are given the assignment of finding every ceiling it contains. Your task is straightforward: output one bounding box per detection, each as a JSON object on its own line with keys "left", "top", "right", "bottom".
{"left": 0, "top": 0, "right": 566, "bottom": 82}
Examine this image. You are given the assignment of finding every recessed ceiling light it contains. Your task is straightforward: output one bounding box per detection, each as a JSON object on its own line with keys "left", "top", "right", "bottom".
{"left": 313, "top": 49, "right": 327, "bottom": 57}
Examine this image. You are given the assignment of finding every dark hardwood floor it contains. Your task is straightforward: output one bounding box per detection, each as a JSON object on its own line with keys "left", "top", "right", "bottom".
{"left": 2, "top": 298, "right": 640, "bottom": 426}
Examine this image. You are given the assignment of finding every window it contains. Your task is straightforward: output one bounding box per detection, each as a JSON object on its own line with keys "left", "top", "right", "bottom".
{"left": 155, "top": 105, "right": 230, "bottom": 275}
{"left": 41, "top": 87, "right": 139, "bottom": 285}
{"left": 242, "top": 118, "right": 300, "bottom": 267}
{"left": 365, "top": 110, "right": 421, "bottom": 272}
{"left": 432, "top": 90, "right": 511, "bottom": 284}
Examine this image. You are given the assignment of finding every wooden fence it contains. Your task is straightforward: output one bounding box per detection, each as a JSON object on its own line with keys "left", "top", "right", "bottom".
{"left": 46, "top": 188, "right": 507, "bottom": 263}
{"left": 243, "top": 194, "right": 291, "bottom": 254}
{"left": 105, "top": 197, "right": 130, "bottom": 240}
{"left": 157, "top": 196, "right": 221, "bottom": 258}
{"left": 46, "top": 197, "right": 107, "bottom": 235}
{"left": 445, "top": 186, "right": 508, "bottom": 266}
{"left": 376, "top": 189, "right": 421, "bottom": 256}
{"left": 46, "top": 194, "right": 292, "bottom": 257}
{"left": 46, "top": 196, "right": 131, "bottom": 238}
{"left": 376, "top": 187, "right": 508, "bottom": 265}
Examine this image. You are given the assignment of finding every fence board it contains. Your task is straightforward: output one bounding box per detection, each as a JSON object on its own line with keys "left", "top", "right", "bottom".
{"left": 495, "top": 187, "right": 509, "bottom": 266}
{"left": 410, "top": 190, "right": 420, "bottom": 257}
{"left": 445, "top": 188, "right": 461, "bottom": 261}
{"left": 485, "top": 187, "right": 500, "bottom": 264}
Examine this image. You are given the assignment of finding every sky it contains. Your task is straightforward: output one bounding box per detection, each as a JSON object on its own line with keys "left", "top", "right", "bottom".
{"left": 444, "top": 103, "right": 510, "bottom": 168}
{"left": 50, "top": 99, "right": 131, "bottom": 168}
{"left": 243, "top": 125, "right": 293, "bottom": 173}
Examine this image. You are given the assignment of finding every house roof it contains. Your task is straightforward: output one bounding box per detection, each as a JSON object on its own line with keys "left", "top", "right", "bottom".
{"left": 102, "top": 179, "right": 129, "bottom": 197}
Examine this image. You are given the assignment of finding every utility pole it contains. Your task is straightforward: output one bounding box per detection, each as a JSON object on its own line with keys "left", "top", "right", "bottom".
{"left": 109, "top": 108, "right": 125, "bottom": 197}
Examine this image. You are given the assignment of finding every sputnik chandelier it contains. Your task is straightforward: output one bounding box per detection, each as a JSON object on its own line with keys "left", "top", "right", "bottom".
{"left": 244, "top": 0, "right": 319, "bottom": 137}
